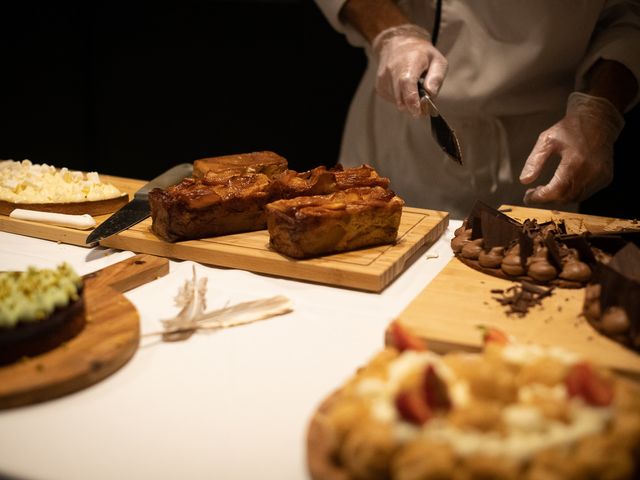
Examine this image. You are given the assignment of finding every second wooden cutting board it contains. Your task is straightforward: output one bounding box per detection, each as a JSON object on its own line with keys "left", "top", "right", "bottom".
{"left": 393, "top": 205, "right": 640, "bottom": 380}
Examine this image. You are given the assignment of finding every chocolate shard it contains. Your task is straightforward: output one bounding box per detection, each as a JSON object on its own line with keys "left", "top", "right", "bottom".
{"left": 519, "top": 225, "right": 534, "bottom": 270}
{"left": 608, "top": 243, "right": 640, "bottom": 284}
{"left": 480, "top": 210, "right": 523, "bottom": 249}
{"left": 543, "top": 232, "right": 563, "bottom": 271}
{"left": 558, "top": 234, "right": 597, "bottom": 264}
{"left": 466, "top": 200, "right": 521, "bottom": 244}
{"left": 597, "top": 243, "right": 640, "bottom": 340}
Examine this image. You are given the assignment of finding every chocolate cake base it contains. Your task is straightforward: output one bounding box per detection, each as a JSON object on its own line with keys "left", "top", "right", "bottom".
{"left": 455, "top": 256, "right": 584, "bottom": 289}
{"left": 0, "top": 291, "right": 86, "bottom": 365}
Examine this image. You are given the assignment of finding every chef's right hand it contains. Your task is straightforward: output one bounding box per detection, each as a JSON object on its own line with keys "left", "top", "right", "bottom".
{"left": 372, "top": 24, "right": 448, "bottom": 118}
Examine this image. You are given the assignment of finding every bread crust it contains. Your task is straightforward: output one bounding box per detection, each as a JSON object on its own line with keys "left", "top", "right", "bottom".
{"left": 266, "top": 187, "right": 404, "bottom": 259}
{"left": 149, "top": 173, "right": 274, "bottom": 242}
{"left": 192, "top": 151, "right": 288, "bottom": 178}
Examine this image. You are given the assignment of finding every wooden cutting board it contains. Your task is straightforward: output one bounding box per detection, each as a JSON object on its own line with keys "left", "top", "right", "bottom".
{"left": 0, "top": 175, "right": 449, "bottom": 292}
{"left": 0, "top": 254, "right": 169, "bottom": 409}
{"left": 0, "top": 174, "right": 140, "bottom": 246}
{"left": 393, "top": 205, "right": 640, "bottom": 380}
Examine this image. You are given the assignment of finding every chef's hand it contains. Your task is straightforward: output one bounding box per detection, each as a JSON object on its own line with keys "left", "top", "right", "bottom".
{"left": 519, "top": 92, "right": 625, "bottom": 205}
{"left": 372, "top": 24, "right": 448, "bottom": 118}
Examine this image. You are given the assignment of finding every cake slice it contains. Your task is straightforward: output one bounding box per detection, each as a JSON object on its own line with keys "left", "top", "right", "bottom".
{"left": 266, "top": 186, "right": 404, "bottom": 259}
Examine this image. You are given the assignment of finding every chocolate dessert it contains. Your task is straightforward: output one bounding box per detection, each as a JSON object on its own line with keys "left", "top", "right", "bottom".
{"left": 583, "top": 243, "right": 640, "bottom": 352}
{"left": 452, "top": 201, "right": 601, "bottom": 288}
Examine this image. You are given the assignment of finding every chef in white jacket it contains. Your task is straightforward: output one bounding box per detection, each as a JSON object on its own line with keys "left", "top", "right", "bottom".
{"left": 315, "top": 0, "right": 640, "bottom": 218}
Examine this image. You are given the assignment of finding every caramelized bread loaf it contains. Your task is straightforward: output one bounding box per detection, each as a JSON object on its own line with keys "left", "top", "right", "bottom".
{"left": 149, "top": 172, "right": 273, "bottom": 242}
{"left": 193, "top": 151, "right": 288, "bottom": 178}
{"left": 271, "top": 166, "right": 337, "bottom": 199}
{"left": 271, "top": 164, "right": 391, "bottom": 200}
{"left": 266, "top": 186, "right": 404, "bottom": 259}
{"left": 332, "top": 164, "right": 391, "bottom": 190}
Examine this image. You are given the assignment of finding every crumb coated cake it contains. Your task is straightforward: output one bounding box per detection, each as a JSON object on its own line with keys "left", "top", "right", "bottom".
{"left": 307, "top": 323, "right": 640, "bottom": 480}
{"left": 0, "top": 263, "right": 85, "bottom": 365}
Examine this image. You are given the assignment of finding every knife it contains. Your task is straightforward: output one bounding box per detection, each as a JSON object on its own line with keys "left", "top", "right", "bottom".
{"left": 417, "top": 76, "right": 463, "bottom": 165}
{"left": 85, "top": 163, "right": 193, "bottom": 244}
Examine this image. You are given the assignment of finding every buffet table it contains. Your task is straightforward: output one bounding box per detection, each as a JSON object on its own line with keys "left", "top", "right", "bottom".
{"left": 0, "top": 222, "right": 459, "bottom": 480}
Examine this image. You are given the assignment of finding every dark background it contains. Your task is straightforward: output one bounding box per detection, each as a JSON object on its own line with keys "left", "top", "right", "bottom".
{"left": 0, "top": 0, "right": 637, "bottom": 218}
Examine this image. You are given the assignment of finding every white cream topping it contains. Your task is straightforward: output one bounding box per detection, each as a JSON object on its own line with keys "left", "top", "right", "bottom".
{"left": 501, "top": 343, "right": 579, "bottom": 366}
{"left": 0, "top": 159, "right": 122, "bottom": 203}
{"left": 357, "top": 346, "right": 612, "bottom": 463}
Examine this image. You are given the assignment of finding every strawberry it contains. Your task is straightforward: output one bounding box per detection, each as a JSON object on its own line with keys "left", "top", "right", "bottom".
{"left": 395, "top": 388, "right": 432, "bottom": 425}
{"left": 565, "top": 361, "right": 614, "bottom": 407}
{"left": 395, "top": 364, "right": 451, "bottom": 426}
{"left": 389, "top": 321, "right": 427, "bottom": 352}
{"left": 423, "top": 364, "right": 452, "bottom": 410}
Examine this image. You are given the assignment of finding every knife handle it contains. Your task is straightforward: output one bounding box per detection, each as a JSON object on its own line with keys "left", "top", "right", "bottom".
{"left": 135, "top": 163, "right": 193, "bottom": 199}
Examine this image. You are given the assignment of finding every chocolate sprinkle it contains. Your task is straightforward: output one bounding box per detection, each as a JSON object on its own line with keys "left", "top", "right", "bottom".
{"left": 492, "top": 281, "right": 554, "bottom": 317}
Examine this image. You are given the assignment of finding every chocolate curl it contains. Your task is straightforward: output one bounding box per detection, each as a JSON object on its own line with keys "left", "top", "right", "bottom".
{"left": 543, "top": 232, "right": 563, "bottom": 271}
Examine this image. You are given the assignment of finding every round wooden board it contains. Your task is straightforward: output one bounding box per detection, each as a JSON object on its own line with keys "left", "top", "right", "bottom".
{"left": 0, "top": 193, "right": 129, "bottom": 216}
{"left": 0, "top": 254, "right": 169, "bottom": 409}
{"left": 307, "top": 391, "right": 353, "bottom": 480}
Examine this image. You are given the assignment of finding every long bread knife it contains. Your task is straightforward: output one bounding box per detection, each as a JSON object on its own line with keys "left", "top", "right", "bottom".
{"left": 417, "top": 77, "right": 463, "bottom": 165}
{"left": 85, "top": 163, "right": 193, "bottom": 244}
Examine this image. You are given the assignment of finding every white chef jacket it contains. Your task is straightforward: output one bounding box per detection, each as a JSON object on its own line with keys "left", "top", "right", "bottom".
{"left": 315, "top": 0, "right": 640, "bottom": 218}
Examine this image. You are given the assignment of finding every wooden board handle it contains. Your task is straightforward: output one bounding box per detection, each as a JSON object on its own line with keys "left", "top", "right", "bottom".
{"left": 83, "top": 254, "right": 169, "bottom": 292}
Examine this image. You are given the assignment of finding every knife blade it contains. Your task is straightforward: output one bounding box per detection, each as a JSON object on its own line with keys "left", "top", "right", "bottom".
{"left": 85, "top": 163, "right": 193, "bottom": 244}
{"left": 417, "top": 77, "right": 463, "bottom": 165}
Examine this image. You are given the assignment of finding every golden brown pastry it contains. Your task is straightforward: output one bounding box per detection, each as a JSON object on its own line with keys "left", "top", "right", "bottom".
{"left": 307, "top": 323, "right": 640, "bottom": 480}
{"left": 266, "top": 187, "right": 404, "bottom": 259}
{"left": 192, "top": 151, "right": 288, "bottom": 178}
{"left": 149, "top": 173, "right": 274, "bottom": 242}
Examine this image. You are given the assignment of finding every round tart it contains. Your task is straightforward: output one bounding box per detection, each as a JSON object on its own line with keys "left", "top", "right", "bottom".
{"left": 307, "top": 323, "right": 640, "bottom": 480}
{"left": 0, "top": 159, "right": 127, "bottom": 216}
{"left": 0, "top": 264, "right": 85, "bottom": 365}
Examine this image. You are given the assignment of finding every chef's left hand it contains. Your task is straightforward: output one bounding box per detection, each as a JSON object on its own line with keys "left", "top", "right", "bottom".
{"left": 519, "top": 92, "right": 625, "bottom": 205}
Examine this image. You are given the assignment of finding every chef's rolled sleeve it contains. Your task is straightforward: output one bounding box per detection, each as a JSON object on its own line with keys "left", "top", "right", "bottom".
{"left": 314, "top": 0, "right": 369, "bottom": 48}
{"left": 575, "top": 1, "right": 640, "bottom": 111}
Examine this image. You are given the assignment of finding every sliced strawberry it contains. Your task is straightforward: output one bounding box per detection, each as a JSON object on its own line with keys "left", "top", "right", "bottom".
{"left": 389, "top": 321, "right": 427, "bottom": 352}
{"left": 565, "top": 361, "right": 614, "bottom": 407}
{"left": 395, "top": 388, "right": 432, "bottom": 425}
{"left": 478, "top": 325, "right": 509, "bottom": 346}
{"left": 423, "top": 364, "right": 452, "bottom": 411}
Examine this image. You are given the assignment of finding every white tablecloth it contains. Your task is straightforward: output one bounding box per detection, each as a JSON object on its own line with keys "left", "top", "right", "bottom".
{"left": 0, "top": 221, "right": 460, "bottom": 480}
